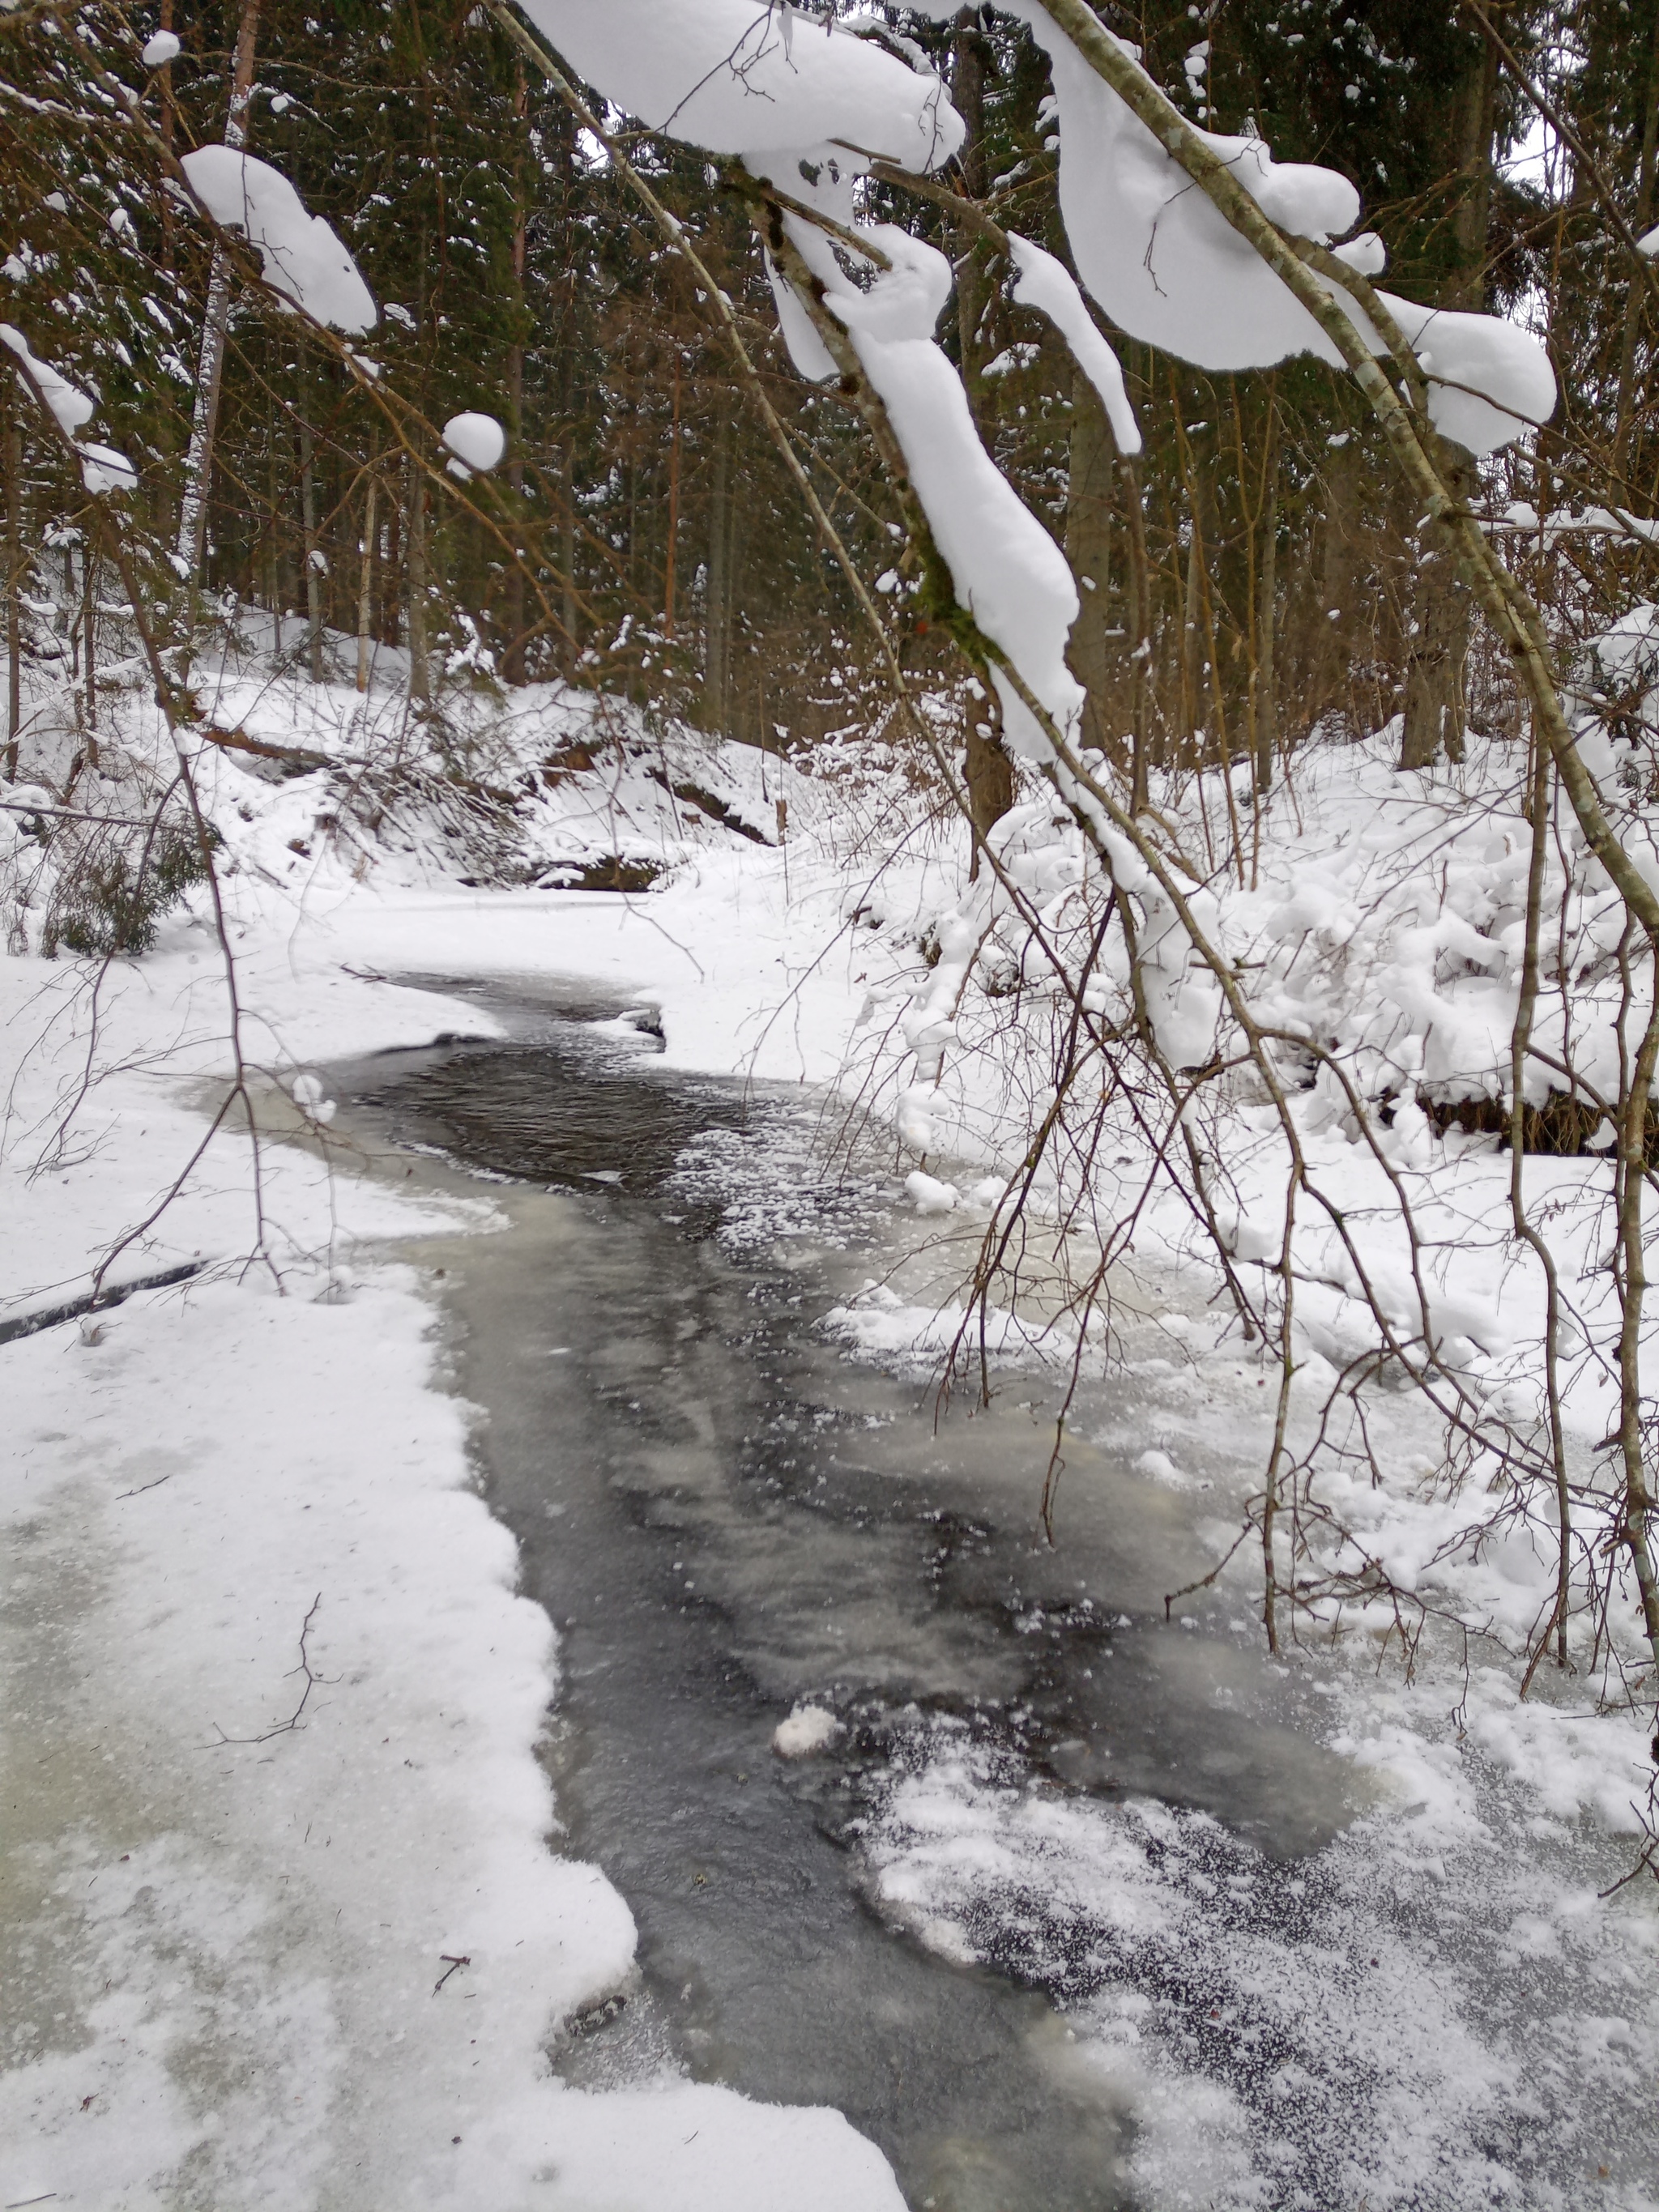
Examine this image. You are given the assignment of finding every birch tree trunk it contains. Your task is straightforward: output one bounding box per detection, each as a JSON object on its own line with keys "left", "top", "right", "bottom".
{"left": 174, "top": 0, "right": 262, "bottom": 589}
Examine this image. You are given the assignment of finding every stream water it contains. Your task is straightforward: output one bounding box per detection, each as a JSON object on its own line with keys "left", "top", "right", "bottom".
{"left": 331, "top": 986, "right": 1380, "bottom": 2212}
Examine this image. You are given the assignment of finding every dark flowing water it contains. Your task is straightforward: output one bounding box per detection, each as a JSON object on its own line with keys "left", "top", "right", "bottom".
{"left": 335, "top": 996, "right": 1367, "bottom": 2212}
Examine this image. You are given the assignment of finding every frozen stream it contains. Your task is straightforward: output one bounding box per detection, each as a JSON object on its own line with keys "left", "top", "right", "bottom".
{"left": 335, "top": 991, "right": 1657, "bottom": 2212}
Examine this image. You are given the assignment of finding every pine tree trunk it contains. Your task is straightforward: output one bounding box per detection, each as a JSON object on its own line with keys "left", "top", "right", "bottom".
{"left": 663, "top": 351, "right": 680, "bottom": 644}
{"left": 356, "top": 467, "right": 377, "bottom": 693}
{"left": 1182, "top": 518, "right": 1205, "bottom": 765}
{"left": 81, "top": 545, "right": 97, "bottom": 765}
{"left": 1316, "top": 433, "right": 1359, "bottom": 727}
{"left": 705, "top": 402, "right": 731, "bottom": 733}
{"left": 503, "top": 55, "right": 530, "bottom": 685}
{"left": 1252, "top": 402, "right": 1280, "bottom": 793}
{"left": 965, "top": 710, "right": 1015, "bottom": 864}
{"left": 406, "top": 456, "right": 429, "bottom": 704}
{"left": 1121, "top": 450, "right": 1153, "bottom": 810}
{"left": 299, "top": 381, "right": 323, "bottom": 686}
{"left": 1401, "top": 40, "right": 1494, "bottom": 767}
{"left": 1064, "top": 367, "right": 1115, "bottom": 761}
{"left": 1448, "top": 36, "right": 1499, "bottom": 310}
{"left": 561, "top": 433, "right": 578, "bottom": 663}
{"left": 1615, "top": 5, "right": 1659, "bottom": 489}
{"left": 174, "top": 0, "right": 262, "bottom": 588}
{"left": 5, "top": 414, "right": 20, "bottom": 781}
{"left": 951, "top": 11, "right": 989, "bottom": 427}
{"left": 1401, "top": 444, "right": 1474, "bottom": 769}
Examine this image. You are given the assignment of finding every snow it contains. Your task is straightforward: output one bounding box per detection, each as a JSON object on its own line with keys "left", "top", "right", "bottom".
{"left": 0, "top": 671, "right": 920, "bottom": 2208}
{"left": 1, "top": 322, "right": 95, "bottom": 437}
{"left": 905, "top": 2, "right": 1550, "bottom": 453}
{"left": 75, "top": 439, "right": 138, "bottom": 494}
{"left": 1, "top": 323, "right": 138, "bottom": 493}
{"left": 1005, "top": 230, "right": 1141, "bottom": 454}
{"left": 1005, "top": 4, "right": 1360, "bottom": 373}
{"left": 441, "top": 409, "right": 507, "bottom": 479}
{"left": 861, "top": 1707, "right": 1659, "bottom": 2210}
{"left": 5, "top": 639, "right": 1659, "bottom": 2204}
{"left": 518, "top": 0, "right": 962, "bottom": 170}
{"left": 772, "top": 1703, "right": 844, "bottom": 1757}
{"left": 778, "top": 211, "right": 1083, "bottom": 757}
{"left": 180, "top": 147, "right": 377, "bottom": 334}
{"left": 1341, "top": 280, "right": 1559, "bottom": 456}
{"left": 140, "top": 28, "right": 181, "bottom": 66}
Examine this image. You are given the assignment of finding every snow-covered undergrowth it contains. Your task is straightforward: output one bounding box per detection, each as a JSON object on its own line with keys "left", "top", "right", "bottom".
{"left": 831, "top": 712, "right": 1659, "bottom": 1718}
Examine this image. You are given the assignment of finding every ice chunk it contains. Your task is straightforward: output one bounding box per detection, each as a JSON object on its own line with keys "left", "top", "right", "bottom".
{"left": 905, "top": 1169, "right": 960, "bottom": 1215}
{"left": 773, "top": 1703, "right": 844, "bottom": 1758}
{"left": 290, "top": 1072, "right": 336, "bottom": 1125}
{"left": 180, "top": 147, "right": 377, "bottom": 333}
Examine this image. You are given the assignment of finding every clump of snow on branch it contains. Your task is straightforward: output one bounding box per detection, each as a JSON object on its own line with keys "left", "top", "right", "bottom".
{"left": 141, "top": 28, "right": 181, "bottom": 66}
{"left": 1338, "top": 283, "right": 1558, "bottom": 455}
{"left": 517, "top": 0, "right": 963, "bottom": 168}
{"left": 441, "top": 410, "right": 507, "bottom": 479}
{"left": 904, "top": 1, "right": 1552, "bottom": 454}
{"left": 787, "top": 208, "right": 1085, "bottom": 756}
{"left": 180, "top": 147, "right": 377, "bottom": 334}
{"left": 1005, "top": 232, "right": 1141, "bottom": 454}
{"left": 0, "top": 323, "right": 136, "bottom": 492}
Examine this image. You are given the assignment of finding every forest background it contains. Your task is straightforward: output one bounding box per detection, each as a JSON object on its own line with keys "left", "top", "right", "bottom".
{"left": 6, "top": 0, "right": 1654, "bottom": 803}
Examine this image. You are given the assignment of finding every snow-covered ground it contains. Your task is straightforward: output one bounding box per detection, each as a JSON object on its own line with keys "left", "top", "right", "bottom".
{"left": 3, "top": 648, "right": 1657, "bottom": 2207}
{"left": 1, "top": 662, "right": 911, "bottom": 2207}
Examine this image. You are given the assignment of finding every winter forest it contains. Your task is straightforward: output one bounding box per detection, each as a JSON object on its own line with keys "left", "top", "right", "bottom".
{"left": 5, "top": 2, "right": 1659, "bottom": 2206}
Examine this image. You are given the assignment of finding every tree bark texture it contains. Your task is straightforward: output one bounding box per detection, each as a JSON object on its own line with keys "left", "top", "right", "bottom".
{"left": 6, "top": 413, "right": 20, "bottom": 779}
{"left": 1064, "top": 366, "right": 1116, "bottom": 761}
{"left": 704, "top": 400, "right": 731, "bottom": 734}
{"left": 174, "top": 0, "right": 262, "bottom": 587}
{"left": 1253, "top": 401, "right": 1280, "bottom": 793}
{"left": 1401, "top": 441, "right": 1475, "bottom": 769}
